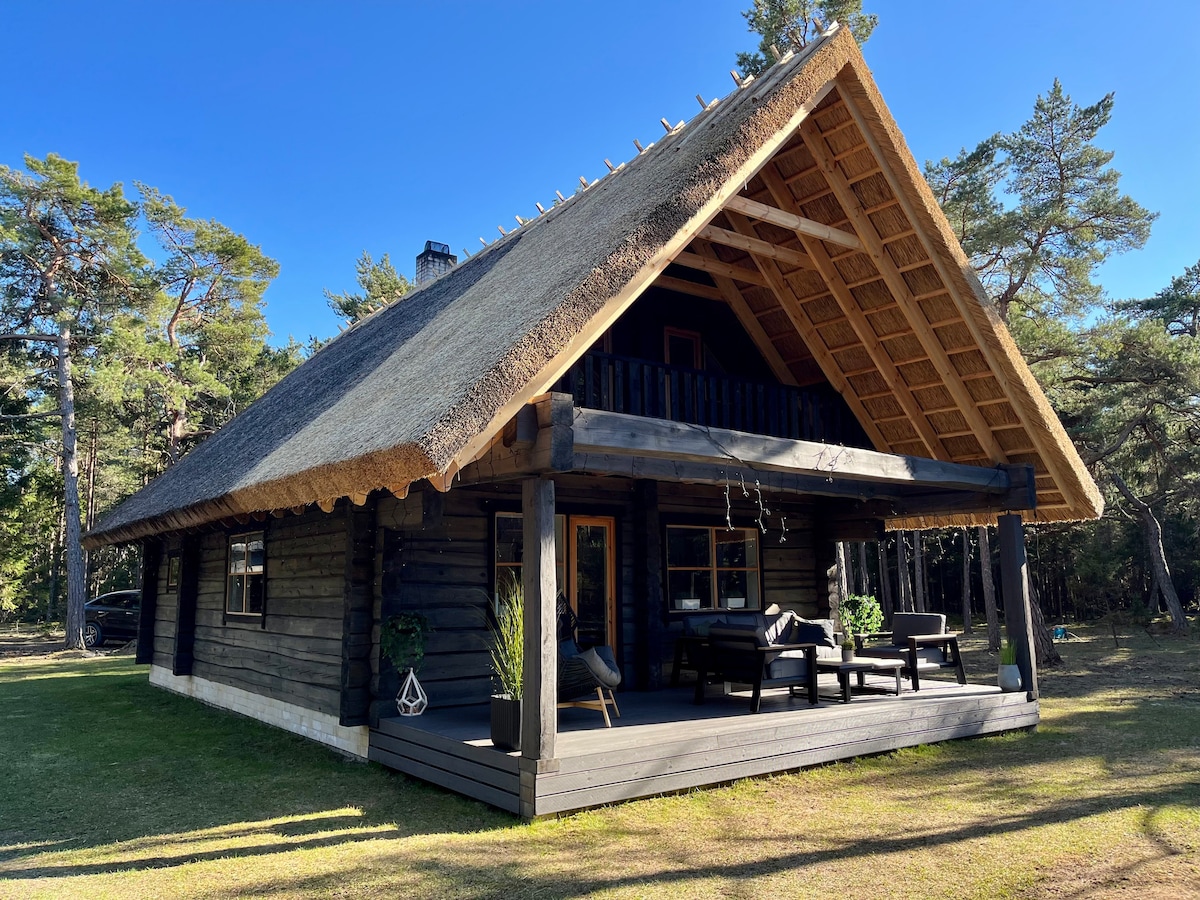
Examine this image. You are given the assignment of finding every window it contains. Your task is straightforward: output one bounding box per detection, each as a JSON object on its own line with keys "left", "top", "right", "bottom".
{"left": 666, "top": 526, "right": 760, "bottom": 611}
{"left": 226, "top": 532, "right": 265, "bottom": 616}
{"left": 493, "top": 512, "right": 565, "bottom": 604}
{"left": 166, "top": 553, "right": 181, "bottom": 590}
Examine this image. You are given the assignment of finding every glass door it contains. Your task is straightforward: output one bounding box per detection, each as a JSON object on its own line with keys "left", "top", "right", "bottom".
{"left": 569, "top": 516, "right": 616, "bottom": 650}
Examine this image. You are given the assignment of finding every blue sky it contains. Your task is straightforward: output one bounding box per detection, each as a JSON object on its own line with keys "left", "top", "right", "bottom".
{"left": 2, "top": 1, "right": 1196, "bottom": 344}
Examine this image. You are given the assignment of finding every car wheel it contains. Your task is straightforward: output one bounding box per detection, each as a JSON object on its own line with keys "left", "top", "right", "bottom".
{"left": 84, "top": 622, "right": 103, "bottom": 649}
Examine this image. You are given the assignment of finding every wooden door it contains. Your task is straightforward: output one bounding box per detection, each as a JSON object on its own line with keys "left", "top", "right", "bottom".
{"left": 568, "top": 516, "right": 616, "bottom": 649}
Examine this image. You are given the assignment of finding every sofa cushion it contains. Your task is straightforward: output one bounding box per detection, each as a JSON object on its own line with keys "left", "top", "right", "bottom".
{"left": 792, "top": 618, "right": 837, "bottom": 649}
{"left": 892, "top": 612, "right": 947, "bottom": 646}
{"left": 766, "top": 649, "right": 812, "bottom": 680}
{"left": 708, "top": 622, "right": 768, "bottom": 649}
{"left": 682, "top": 614, "right": 727, "bottom": 637}
{"left": 763, "top": 611, "right": 797, "bottom": 644}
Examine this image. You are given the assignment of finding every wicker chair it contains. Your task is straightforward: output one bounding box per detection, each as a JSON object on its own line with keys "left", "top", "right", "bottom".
{"left": 556, "top": 597, "right": 621, "bottom": 727}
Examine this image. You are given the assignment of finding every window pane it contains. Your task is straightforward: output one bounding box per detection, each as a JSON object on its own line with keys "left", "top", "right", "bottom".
{"left": 228, "top": 575, "right": 245, "bottom": 613}
{"left": 718, "top": 570, "right": 762, "bottom": 610}
{"left": 229, "top": 540, "right": 247, "bottom": 575}
{"left": 495, "top": 515, "right": 523, "bottom": 564}
{"left": 715, "top": 529, "right": 756, "bottom": 568}
{"left": 246, "top": 575, "right": 265, "bottom": 614}
{"left": 247, "top": 535, "right": 264, "bottom": 574}
{"left": 666, "top": 528, "right": 711, "bottom": 568}
{"left": 668, "top": 570, "right": 712, "bottom": 610}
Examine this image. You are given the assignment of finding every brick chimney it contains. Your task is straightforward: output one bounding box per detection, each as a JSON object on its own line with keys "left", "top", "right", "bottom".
{"left": 415, "top": 240, "right": 457, "bottom": 285}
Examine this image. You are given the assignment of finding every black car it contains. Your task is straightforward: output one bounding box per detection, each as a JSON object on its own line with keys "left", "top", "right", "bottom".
{"left": 84, "top": 590, "right": 141, "bottom": 648}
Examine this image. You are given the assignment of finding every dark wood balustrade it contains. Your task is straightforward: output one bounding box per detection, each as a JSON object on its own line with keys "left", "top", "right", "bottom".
{"left": 557, "top": 352, "right": 865, "bottom": 445}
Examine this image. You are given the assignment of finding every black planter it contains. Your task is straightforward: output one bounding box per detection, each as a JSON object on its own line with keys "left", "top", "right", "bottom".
{"left": 490, "top": 694, "right": 521, "bottom": 752}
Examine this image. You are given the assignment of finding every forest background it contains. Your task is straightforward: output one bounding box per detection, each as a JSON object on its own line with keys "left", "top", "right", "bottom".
{"left": 2, "top": 1, "right": 1197, "bottom": 647}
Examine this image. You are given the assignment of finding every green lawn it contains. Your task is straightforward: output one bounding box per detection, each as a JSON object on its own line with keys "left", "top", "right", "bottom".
{"left": 1, "top": 626, "right": 1198, "bottom": 899}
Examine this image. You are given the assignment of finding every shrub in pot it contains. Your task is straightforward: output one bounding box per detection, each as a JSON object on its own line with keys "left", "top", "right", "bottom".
{"left": 998, "top": 638, "right": 1022, "bottom": 692}
{"left": 489, "top": 574, "right": 523, "bottom": 751}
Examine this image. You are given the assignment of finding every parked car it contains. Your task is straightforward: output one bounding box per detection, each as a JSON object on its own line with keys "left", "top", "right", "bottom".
{"left": 84, "top": 590, "right": 141, "bottom": 648}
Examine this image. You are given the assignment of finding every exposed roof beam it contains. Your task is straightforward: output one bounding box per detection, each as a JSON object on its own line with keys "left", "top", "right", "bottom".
{"left": 798, "top": 121, "right": 1008, "bottom": 464}
{"left": 750, "top": 169, "right": 951, "bottom": 461}
{"left": 696, "top": 224, "right": 817, "bottom": 271}
{"left": 692, "top": 243, "right": 798, "bottom": 386}
{"left": 725, "top": 194, "right": 864, "bottom": 251}
{"left": 670, "top": 250, "right": 769, "bottom": 287}
{"left": 652, "top": 274, "right": 724, "bottom": 302}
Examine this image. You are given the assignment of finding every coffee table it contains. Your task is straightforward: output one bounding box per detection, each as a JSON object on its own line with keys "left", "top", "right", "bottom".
{"left": 814, "top": 656, "right": 904, "bottom": 703}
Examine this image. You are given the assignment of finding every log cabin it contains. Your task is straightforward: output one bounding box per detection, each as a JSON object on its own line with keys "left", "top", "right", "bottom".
{"left": 86, "top": 24, "right": 1102, "bottom": 818}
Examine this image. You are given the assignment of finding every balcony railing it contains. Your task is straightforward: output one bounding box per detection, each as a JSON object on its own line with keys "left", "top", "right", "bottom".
{"left": 556, "top": 352, "right": 864, "bottom": 445}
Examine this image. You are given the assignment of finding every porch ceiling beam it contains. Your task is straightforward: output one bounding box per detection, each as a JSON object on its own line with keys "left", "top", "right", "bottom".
{"left": 749, "top": 168, "right": 952, "bottom": 462}
{"left": 696, "top": 224, "right": 817, "bottom": 271}
{"left": 692, "top": 243, "right": 798, "bottom": 387}
{"left": 651, "top": 274, "right": 724, "bottom": 302}
{"left": 724, "top": 194, "right": 864, "bottom": 251}
{"left": 670, "top": 251, "right": 770, "bottom": 287}
{"left": 571, "top": 408, "right": 1011, "bottom": 494}
{"left": 797, "top": 122, "right": 1008, "bottom": 464}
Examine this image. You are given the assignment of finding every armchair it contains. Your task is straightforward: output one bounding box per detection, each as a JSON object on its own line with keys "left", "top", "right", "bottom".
{"left": 854, "top": 612, "right": 965, "bottom": 691}
{"left": 556, "top": 597, "right": 621, "bottom": 726}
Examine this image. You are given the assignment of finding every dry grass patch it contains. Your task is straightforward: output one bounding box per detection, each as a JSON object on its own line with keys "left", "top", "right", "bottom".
{"left": 1, "top": 624, "right": 1198, "bottom": 898}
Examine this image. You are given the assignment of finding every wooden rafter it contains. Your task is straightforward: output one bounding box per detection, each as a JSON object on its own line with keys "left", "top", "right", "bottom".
{"left": 729, "top": 188, "right": 950, "bottom": 462}
{"left": 711, "top": 210, "right": 891, "bottom": 452}
{"left": 670, "top": 250, "right": 769, "bottom": 287}
{"left": 652, "top": 274, "right": 724, "bottom": 302}
{"left": 696, "top": 224, "right": 817, "bottom": 271}
{"left": 725, "top": 194, "right": 864, "bottom": 251}
{"left": 804, "top": 101, "right": 1008, "bottom": 464}
{"left": 693, "top": 243, "right": 798, "bottom": 386}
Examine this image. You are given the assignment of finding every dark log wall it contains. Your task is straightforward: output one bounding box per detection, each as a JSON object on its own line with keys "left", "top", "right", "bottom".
{"left": 372, "top": 475, "right": 826, "bottom": 711}
{"left": 145, "top": 506, "right": 352, "bottom": 716}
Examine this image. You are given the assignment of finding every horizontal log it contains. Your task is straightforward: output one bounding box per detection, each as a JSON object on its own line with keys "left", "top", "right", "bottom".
{"left": 724, "top": 194, "right": 864, "bottom": 251}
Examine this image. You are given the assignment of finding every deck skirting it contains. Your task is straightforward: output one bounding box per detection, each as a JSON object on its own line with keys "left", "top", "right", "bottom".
{"left": 369, "top": 683, "right": 1037, "bottom": 817}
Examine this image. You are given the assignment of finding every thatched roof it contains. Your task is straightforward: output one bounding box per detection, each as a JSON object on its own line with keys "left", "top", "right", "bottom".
{"left": 87, "top": 24, "right": 1101, "bottom": 547}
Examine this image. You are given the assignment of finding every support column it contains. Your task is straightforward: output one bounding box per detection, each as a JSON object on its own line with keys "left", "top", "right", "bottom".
{"left": 997, "top": 513, "right": 1038, "bottom": 700}
{"left": 633, "top": 480, "right": 664, "bottom": 690}
{"left": 173, "top": 538, "right": 199, "bottom": 677}
{"left": 521, "top": 477, "right": 557, "bottom": 763}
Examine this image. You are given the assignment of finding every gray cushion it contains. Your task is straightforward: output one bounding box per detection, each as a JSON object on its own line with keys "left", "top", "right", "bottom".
{"left": 763, "top": 611, "right": 797, "bottom": 645}
{"left": 767, "top": 648, "right": 812, "bottom": 680}
{"left": 892, "top": 613, "right": 946, "bottom": 645}
{"left": 792, "top": 618, "right": 837, "bottom": 648}
{"left": 577, "top": 647, "right": 622, "bottom": 688}
{"left": 708, "top": 622, "right": 767, "bottom": 649}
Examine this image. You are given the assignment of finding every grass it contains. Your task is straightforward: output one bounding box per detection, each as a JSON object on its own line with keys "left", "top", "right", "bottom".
{"left": 1, "top": 624, "right": 1199, "bottom": 899}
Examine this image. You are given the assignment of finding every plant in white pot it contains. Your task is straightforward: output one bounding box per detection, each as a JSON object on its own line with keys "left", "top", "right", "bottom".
{"left": 381, "top": 611, "right": 429, "bottom": 716}
{"left": 998, "top": 639, "right": 1022, "bottom": 692}
{"left": 489, "top": 575, "right": 523, "bottom": 751}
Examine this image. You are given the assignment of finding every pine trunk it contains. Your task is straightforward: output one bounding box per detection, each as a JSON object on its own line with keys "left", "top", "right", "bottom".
{"left": 1111, "top": 474, "right": 1189, "bottom": 634}
{"left": 57, "top": 324, "right": 87, "bottom": 650}
{"left": 896, "top": 533, "right": 913, "bottom": 613}
{"left": 960, "top": 528, "right": 973, "bottom": 633}
{"left": 1027, "top": 571, "right": 1063, "bottom": 666}
{"left": 877, "top": 541, "right": 894, "bottom": 623}
{"left": 913, "top": 531, "right": 927, "bottom": 613}
{"left": 857, "top": 542, "right": 871, "bottom": 598}
{"left": 978, "top": 525, "right": 1001, "bottom": 652}
{"left": 833, "top": 542, "right": 850, "bottom": 631}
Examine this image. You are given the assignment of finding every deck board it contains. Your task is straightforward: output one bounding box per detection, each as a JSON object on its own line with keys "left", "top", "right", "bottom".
{"left": 370, "top": 677, "right": 1038, "bottom": 817}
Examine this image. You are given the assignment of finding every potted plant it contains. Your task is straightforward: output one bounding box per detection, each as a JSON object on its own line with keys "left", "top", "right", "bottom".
{"left": 998, "top": 638, "right": 1022, "bottom": 692}
{"left": 840, "top": 593, "right": 884, "bottom": 652}
{"left": 381, "top": 611, "right": 430, "bottom": 716}
{"left": 840, "top": 636, "right": 856, "bottom": 663}
{"left": 489, "top": 574, "right": 523, "bottom": 751}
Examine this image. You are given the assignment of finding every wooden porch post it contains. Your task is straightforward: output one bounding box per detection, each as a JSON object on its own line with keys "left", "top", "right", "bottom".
{"left": 997, "top": 513, "right": 1038, "bottom": 700}
{"left": 135, "top": 538, "right": 161, "bottom": 665}
{"left": 521, "top": 477, "right": 557, "bottom": 764}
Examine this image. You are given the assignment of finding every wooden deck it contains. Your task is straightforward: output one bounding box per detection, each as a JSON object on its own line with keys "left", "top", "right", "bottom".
{"left": 369, "top": 677, "right": 1039, "bottom": 818}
